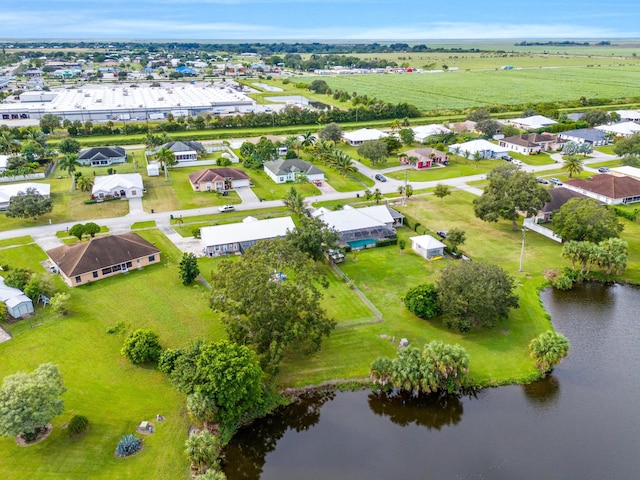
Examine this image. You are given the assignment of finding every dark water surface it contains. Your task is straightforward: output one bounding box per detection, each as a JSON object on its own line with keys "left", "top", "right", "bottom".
{"left": 225, "top": 283, "right": 640, "bottom": 479}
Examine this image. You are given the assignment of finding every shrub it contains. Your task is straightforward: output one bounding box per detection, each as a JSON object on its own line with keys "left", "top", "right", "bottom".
{"left": 106, "top": 321, "right": 125, "bottom": 334}
{"left": 375, "top": 238, "right": 398, "bottom": 247}
{"left": 552, "top": 274, "right": 574, "bottom": 290}
{"left": 192, "top": 227, "right": 201, "bottom": 239}
{"left": 50, "top": 292, "right": 71, "bottom": 316}
{"left": 121, "top": 329, "right": 162, "bottom": 364}
{"left": 398, "top": 239, "right": 406, "bottom": 250}
{"left": 613, "top": 206, "right": 637, "bottom": 221}
{"left": 404, "top": 283, "right": 441, "bottom": 319}
{"left": 68, "top": 415, "right": 89, "bottom": 436}
{"left": 115, "top": 434, "right": 142, "bottom": 457}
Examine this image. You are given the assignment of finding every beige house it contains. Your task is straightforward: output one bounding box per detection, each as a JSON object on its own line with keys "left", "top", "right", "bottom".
{"left": 47, "top": 233, "right": 161, "bottom": 287}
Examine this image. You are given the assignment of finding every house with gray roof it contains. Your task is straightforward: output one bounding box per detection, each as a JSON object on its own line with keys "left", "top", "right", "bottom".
{"left": 157, "top": 141, "right": 205, "bottom": 162}
{"left": 263, "top": 159, "right": 325, "bottom": 184}
{"left": 78, "top": 146, "right": 127, "bottom": 167}
{"left": 558, "top": 129, "right": 609, "bottom": 146}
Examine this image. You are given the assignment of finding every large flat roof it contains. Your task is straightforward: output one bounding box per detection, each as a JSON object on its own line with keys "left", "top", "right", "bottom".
{"left": 201, "top": 216, "right": 295, "bottom": 247}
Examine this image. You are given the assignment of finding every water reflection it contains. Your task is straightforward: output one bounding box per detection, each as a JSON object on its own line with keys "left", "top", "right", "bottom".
{"left": 367, "top": 390, "right": 464, "bottom": 430}
{"left": 223, "top": 392, "right": 335, "bottom": 479}
{"left": 522, "top": 375, "right": 561, "bottom": 409}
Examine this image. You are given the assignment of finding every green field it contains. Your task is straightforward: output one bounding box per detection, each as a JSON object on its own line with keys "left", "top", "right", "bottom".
{"left": 299, "top": 65, "right": 640, "bottom": 111}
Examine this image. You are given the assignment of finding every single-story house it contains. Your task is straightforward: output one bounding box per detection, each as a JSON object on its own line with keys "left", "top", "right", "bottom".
{"left": 412, "top": 124, "right": 451, "bottom": 143}
{"left": 508, "top": 115, "right": 557, "bottom": 130}
{"left": 611, "top": 166, "right": 640, "bottom": 181}
{"left": 0, "top": 183, "right": 51, "bottom": 210}
{"left": 201, "top": 216, "right": 295, "bottom": 257}
{"left": 342, "top": 128, "right": 388, "bottom": 146}
{"left": 410, "top": 235, "right": 446, "bottom": 259}
{"left": 312, "top": 205, "right": 398, "bottom": 247}
{"left": 536, "top": 187, "right": 588, "bottom": 223}
{"left": 448, "top": 139, "right": 509, "bottom": 159}
{"left": 263, "top": 159, "right": 324, "bottom": 184}
{"left": 498, "top": 133, "right": 562, "bottom": 154}
{"left": 595, "top": 122, "right": 640, "bottom": 138}
{"left": 400, "top": 148, "right": 448, "bottom": 169}
{"left": 77, "top": 146, "right": 127, "bottom": 167}
{"left": 450, "top": 120, "right": 477, "bottom": 134}
{"left": 612, "top": 110, "right": 640, "bottom": 122}
{"left": 0, "top": 277, "right": 34, "bottom": 319}
{"left": 558, "top": 129, "right": 609, "bottom": 146}
{"left": 92, "top": 173, "right": 144, "bottom": 199}
{"left": 563, "top": 174, "right": 640, "bottom": 205}
{"left": 156, "top": 141, "right": 205, "bottom": 162}
{"left": 188, "top": 168, "right": 250, "bottom": 191}
{"left": 46, "top": 232, "right": 161, "bottom": 287}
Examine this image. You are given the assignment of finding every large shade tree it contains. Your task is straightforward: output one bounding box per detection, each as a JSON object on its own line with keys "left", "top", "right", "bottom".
{"left": 0, "top": 363, "right": 66, "bottom": 441}
{"left": 210, "top": 238, "right": 335, "bottom": 372}
{"left": 5, "top": 188, "right": 53, "bottom": 219}
{"left": 553, "top": 197, "right": 623, "bottom": 243}
{"left": 436, "top": 261, "right": 519, "bottom": 332}
{"left": 473, "top": 163, "right": 551, "bottom": 230}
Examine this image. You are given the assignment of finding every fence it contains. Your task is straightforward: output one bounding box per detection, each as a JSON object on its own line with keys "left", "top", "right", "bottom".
{"left": 330, "top": 262, "right": 383, "bottom": 328}
{"left": 0, "top": 173, "right": 45, "bottom": 183}
{"left": 523, "top": 217, "right": 562, "bottom": 243}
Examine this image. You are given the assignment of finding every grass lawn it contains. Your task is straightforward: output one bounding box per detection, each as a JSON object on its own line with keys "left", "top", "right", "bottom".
{"left": 131, "top": 221, "right": 157, "bottom": 229}
{"left": 244, "top": 168, "right": 319, "bottom": 201}
{"left": 587, "top": 159, "right": 624, "bottom": 169}
{"left": 0, "top": 229, "right": 225, "bottom": 480}
{"left": 0, "top": 236, "right": 33, "bottom": 248}
{"left": 510, "top": 151, "right": 557, "bottom": 166}
{"left": 386, "top": 157, "right": 503, "bottom": 182}
{"left": 277, "top": 191, "right": 568, "bottom": 387}
{"left": 0, "top": 176, "right": 129, "bottom": 233}
{"left": 323, "top": 170, "right": 374, "bottom": 192}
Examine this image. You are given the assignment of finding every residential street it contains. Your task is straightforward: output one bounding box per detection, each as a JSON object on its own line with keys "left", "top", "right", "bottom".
{"left": 0, "top": 150, "right": 618, "bottom": 256}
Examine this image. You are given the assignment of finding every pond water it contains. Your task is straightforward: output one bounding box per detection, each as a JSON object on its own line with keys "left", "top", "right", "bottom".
{"left": 224, "top": 283, "right": 640, "bottom": 479}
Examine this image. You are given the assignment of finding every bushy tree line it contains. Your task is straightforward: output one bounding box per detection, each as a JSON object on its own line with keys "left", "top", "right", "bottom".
{"left": 370, "top": 341, "right": 469, "bottom": 395}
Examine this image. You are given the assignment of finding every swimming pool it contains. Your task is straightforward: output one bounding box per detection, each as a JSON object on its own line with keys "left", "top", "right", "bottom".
{"left": 347, "top": 238, "right": 377, "bottom": 249}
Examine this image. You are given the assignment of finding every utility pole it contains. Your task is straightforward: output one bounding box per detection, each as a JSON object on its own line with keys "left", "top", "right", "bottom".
{"left": 518, "top": 227, "right": 527, "bottom": 272}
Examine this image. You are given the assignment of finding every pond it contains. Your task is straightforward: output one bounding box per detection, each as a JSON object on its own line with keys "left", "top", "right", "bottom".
{"left": 224, "top": 283, "right": 640, "bottom": 479}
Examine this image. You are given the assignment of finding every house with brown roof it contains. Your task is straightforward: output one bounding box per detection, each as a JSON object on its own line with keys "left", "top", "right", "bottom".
{"left": 188, "top": 168, "right": 250, "bottom": 192}
{"left": 47, "top": 233, "right": 161, "bottom": 287}
{"left": 399, "top": 148, "right": 448, "bottom": 169}
{"left": 563, "top": 174, "right": 640, "bottom": 205}
{"left": 498, "top": 133, "right": 563, "bottom": 155}
{"left": 536, "top": 187, "right": 588, "bottom": 223}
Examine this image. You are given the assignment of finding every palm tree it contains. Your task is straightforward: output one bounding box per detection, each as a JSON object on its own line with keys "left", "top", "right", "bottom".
{"left": 76, "top": 175, "right": 94, "bottom": 193}
{"left": 155, "top": 147, "right": 176, "bottom": 178}
{"left": 390, "top": 119, "right": 401, "bottom": 132}
{"left": 300, "top": 131, "right": 316, "bottom": 148}
{"left": 312, "top": 139, "right": 334, "bottom": 164}
{"left": 283, "top": 185, "right": 306, "bottom": 217}
{"left": 284, "top": 135, "right": 301, "bottom": 156}
{"left": 400, "top": 117, "right": 411, "bottom": 128}
{"left": 58, "top": 153, "right": 81, "bottom": 191}
{"left": 333, "top": 151, "right": 357, "bottom": 176}
{"left": 0, "top": 131, "right": 21, "bottom": 154}
{"left": 373, "top": 188, "right": 384, "bottom": 205}
{"left": 472, "top": 150, "right": 483, "bottom": 168}
{"left": 564, "top": 155, "right": 584, "bottom": 178}
{"left": 184, "top": 430, "right": 220, "bottom": 475}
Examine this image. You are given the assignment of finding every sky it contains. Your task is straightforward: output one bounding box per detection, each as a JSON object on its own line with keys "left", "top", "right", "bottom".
{"left": 2, "top": 0, "right": 639, "bottom": 41}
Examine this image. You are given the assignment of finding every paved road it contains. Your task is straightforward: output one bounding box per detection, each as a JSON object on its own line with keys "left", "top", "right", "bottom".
{"left": 0, "top": 150, "right": 619, "bottom": 252}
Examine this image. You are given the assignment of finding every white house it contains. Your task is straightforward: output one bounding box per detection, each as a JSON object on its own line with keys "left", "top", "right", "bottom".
{"left": 342, "top": 128, "right": 388, "bottom": 146}
{"left": 312, "top": 205, "right": 398, "bottom": 247}
{"left": 156, "top": 141, "right": 204, "bottom": 163}
{"left": 412, "top": 124, "right": 452, "bottom": 143}
{"left": 0, "top": 183, "right": 51, "bottom": 210}
{"left": 448, "top": 139, "right": 509, "bottom": 159}
{"left": 92, "top": 173, "right": 144, "bottom": 199}
{"left": 558, "top": 129, "right": 609, "bottom": 146}
{"left": 410, "top": 235, "right": 446, "bottom": 260}
{"left": 263, "top": 159, "right": 324, "bottom": 184}
{"left": 507, "top": 115, "right": 557, "bottom": 130}
{"left": 77, "top": 146, "right": 127, "bottom": 167}
{"left": 201, "top": 216, "right": 295, "bottom": 257}
{"left": 0, "top": 277, "right": 34, "bottom": 319}
{"left": 595, "top": 122, "right": 640, "bottom": 137}
{"left": 611, "top": 166, "right": 640, "bottom": 181}
{"left": 0, "top": 154, "right": 8, "bottom": 174}
{"left": 612, "top": 110, "right": 640, "bottom": 122}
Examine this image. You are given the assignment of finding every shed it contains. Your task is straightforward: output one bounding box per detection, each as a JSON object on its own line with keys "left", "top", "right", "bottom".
{"left": 0, "top": 278, "right": 34, "bottom": 319}
{"left": 410, "top": 235, "right": 446, "bottom": 259}
{"left": 147, "top": 163, "right": 160, "bottom": 177}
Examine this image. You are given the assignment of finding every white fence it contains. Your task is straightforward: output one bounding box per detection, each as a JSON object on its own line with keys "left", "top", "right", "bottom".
{"left": 0, "top": 173, "right": 45, "bottom": 183}
{"left": 523, "top": 217, "right": 562, "bottom": 243}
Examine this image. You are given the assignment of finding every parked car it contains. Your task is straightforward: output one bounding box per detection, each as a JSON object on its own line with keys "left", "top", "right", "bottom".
{"left": 598, "top": 167, "right": 610, "bottom": 173}
{"left": 537, "top": 177, "right": 550, "bottom": 185}
{"left": 374, "top": 174, "right": 387, "bottom": 182}
{"left": 436, "top": 230, "right": 448, "bottom": 239}
{"left": 501, "top": 155, "right": 513, "bottom": 162}
{"left": 218, "top": 204, "right": 235, "bottom": 212}
{"left": 550, "top": 178, "right": 563, "bottom": 186}
{"left": 512, "top": 160, "right": 524, "bottom": 167}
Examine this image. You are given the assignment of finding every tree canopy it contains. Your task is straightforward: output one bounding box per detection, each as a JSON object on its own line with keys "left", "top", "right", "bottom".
{"left": 357, "top": 140, "right": 388, "bottom": 165}
{"left": 285, "top": 216, "right": 339, "bottom": 262}
{"left": 0, "top": 363, "right": 66, "bottom": 439}
{"left": 210, "top": 238, "right": 335, "bottom": 372}
{"left": 121, "top": 329, "right": 162, "bottom": 364}
{"left": 436, "top": 261, "right": 519, "bottom": 332}
{"left": 5, "top": 187, "right": 53, "bottom": 219}
{"left": 473, "top": 163, "right": 551, "bottom": 230}
{"left": 319, "top": 122, "right": 343, "bottom": 142}
{"left": 529, "top": 331, "right": 569, "bottom": 375}
{"left": 403, "top": 283, "right": 440, "bottom": 319}
{"left": 553, "top": 197, "right": 623, "bottom": 243}
{"left": 179, "top": 252, "right": 200, "bottom": 285}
